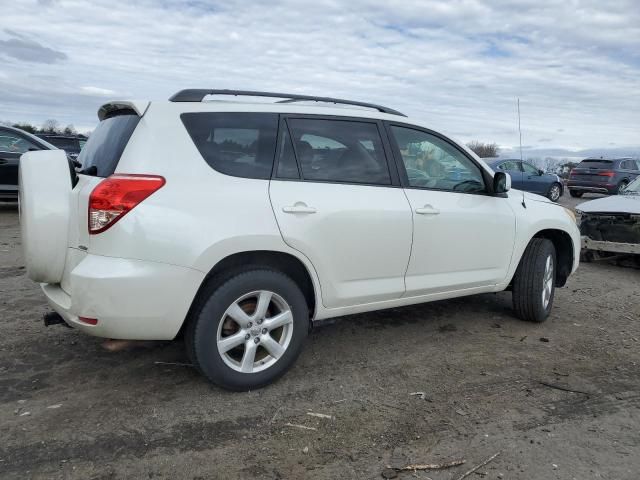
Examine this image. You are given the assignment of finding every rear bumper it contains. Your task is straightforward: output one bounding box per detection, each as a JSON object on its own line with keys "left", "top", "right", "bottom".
{"left": 567, "top": 182, "right": 614, "bottom": 194}
{"left": 42, "top": 254, "right": 205, "bottom": 340}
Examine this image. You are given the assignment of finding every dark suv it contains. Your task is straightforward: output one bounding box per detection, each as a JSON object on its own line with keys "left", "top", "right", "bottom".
{"left": 568, "top": 157, "right": 640, "bottom": 197}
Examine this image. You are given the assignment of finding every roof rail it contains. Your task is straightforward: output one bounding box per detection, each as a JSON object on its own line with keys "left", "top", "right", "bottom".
{"left": 168, "top": 89, "right": 406, "bottom": 116}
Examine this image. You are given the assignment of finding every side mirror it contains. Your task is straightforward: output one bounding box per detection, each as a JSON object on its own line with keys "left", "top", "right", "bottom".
{"left": 538, "top": 169, "right": 544, "bottom": 176}
{"left": 493, "top": 172, "right": 511, "bottom": 194}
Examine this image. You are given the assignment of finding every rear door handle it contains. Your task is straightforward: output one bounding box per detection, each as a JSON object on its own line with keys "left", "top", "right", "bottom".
{"left": 283, "top": 203, "right": 317, "bottom": 214}
{"left": 415, "top": 205, "right": 440, "bottom": 215}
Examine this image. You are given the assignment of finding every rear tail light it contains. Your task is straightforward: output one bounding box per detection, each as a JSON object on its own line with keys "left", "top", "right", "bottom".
{"left": 597, "top": 171, "right": 615, "bottom": 177}
{"left": 78, "top": 316, "right": 98, "bottom": 325}
{"left": 89, "top": 174, "right": 165, "bottom": 234}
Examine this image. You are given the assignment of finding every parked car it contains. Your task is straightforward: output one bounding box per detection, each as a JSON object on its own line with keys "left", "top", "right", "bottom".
{"left": 568, "top": 157, "right": 640, "bottom": 197}
{"left": 19, "top": 89, "right": 580, "bottom": 390}
{"left": 0, "top": 125, "right": 58, "bottom": 200}
{"left": 487, "top": 159, "right": 563, "bottom": 201}
{"left": 577, "top": 176, "right": 640, "bottom": 257}
{"left": 35, "top": 134, "right": 86, "bottom": 159}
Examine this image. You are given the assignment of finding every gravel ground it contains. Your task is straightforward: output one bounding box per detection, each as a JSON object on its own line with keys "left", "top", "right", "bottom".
{"left": 1, "top": 192, "right": 639, "bottom": 480}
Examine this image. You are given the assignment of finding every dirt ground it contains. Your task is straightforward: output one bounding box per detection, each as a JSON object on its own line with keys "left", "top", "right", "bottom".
{"left": 1, "top": 192, "right": 639, "bottom": 480}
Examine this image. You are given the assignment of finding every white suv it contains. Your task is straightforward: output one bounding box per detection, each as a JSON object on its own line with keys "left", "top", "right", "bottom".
{"left": 19, "top": 89, "right": 580, "bottom": 390}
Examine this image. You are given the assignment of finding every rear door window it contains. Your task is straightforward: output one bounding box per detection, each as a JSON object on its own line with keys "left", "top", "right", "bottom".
{"left": 181, "top": 113, "right": 278, "bottom": 179}
{"left": 284, "top": 118, "right": 391, "bottom": 185}
{"left": 78, "top": 111, "right": 140, "bottom": 177}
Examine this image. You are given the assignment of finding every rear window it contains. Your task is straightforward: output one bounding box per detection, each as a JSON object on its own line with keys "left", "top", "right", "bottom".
{"left": 579, "top": 159, "right": 614, "bottom": 169}
{"left": 181, "top": 112, "right": 278, "bottom": 179}
{"left": 78, "top": 110, "right": 140, "bottom": 177}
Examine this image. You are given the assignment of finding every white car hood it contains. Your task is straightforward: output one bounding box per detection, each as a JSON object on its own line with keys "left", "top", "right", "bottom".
{"left": 577, "top": 195, "right": 640, "bottom": 214}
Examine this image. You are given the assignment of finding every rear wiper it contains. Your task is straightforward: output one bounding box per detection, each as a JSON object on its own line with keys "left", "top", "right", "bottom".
{"left": 78, "top": 165, "right": 98, "bottom": 176}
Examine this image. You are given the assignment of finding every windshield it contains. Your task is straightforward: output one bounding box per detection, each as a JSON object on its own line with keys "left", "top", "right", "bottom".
{"left": 622, "top": 176, "right": 640, "bottom": 194}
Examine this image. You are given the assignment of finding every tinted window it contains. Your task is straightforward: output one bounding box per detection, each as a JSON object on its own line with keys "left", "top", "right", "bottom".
{"left": 390, "top": 126, "right": 485, "bottom": 193}
{"left": 181, "top": 113, "right": 278, "bottom": 179}
{"left": 286, "top": 118, "right": 390, "bottom": 185}
{"left": 522, "top": 162, "right": 539, "bottom": 174}
{"left": 579, "top": 159, "right": 613, "bottom": 169}
{"left": 0, "top": 131, "right": 38, "bottom": 154}
{"left": 78, "top": 111, "right": 140, "bottom": 177}
{"left": 499, "top": 161, "right": 520, "bottom": 171}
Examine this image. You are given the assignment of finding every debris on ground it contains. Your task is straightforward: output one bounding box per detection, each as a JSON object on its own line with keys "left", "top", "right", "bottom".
{"left": 385, "top": 458, "right": 466, "bottom": 477}
{"left": 539, "top": 337, "right": 550, "bottom": 342}
{"left": 409, "top": 392, "right": 427, "bottom": 400}
{"left": 154, "top": 361, "right": 193, "bottom": 367}
{"left": 539, "top": 381, "right": 590, "bottom": 396}
{"left": 455, "top": 451, "right": 501, "bottom": 480}
{"left": 306, "top": 412, "right": 333, "bottom": 419}
{"left": 284, "top": 423, "right": 317, "bottom": 431}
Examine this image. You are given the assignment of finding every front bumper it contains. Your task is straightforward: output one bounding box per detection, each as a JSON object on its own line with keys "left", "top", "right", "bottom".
{"left": 42, "top": 253, "right": 205, "bottom": 340}
{"left": 582, "top": 236, "right": 640, "bottom": 255}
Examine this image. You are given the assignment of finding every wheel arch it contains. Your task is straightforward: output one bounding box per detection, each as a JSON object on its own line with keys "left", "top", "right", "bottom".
{"left": 531, "top": 229, "right": 574, "bottom": 287}
{"left": 180, "top": 250, "right": 319, "bottom": 338}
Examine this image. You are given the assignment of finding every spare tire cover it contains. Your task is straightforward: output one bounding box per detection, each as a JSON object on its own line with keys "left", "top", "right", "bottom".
{"left": 19, "top": 150, "right": 71, "bottom": 283}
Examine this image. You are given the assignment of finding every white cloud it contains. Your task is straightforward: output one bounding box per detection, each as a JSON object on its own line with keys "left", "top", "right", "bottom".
{"left": 80, "top": 86, "right": 117, "bottom": 96}
{"left": 0, "top": 0, "right": 638, "bottom": 149}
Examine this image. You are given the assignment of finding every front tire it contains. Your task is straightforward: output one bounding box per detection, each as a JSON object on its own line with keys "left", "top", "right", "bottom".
{"left": 512, "top": 238, "right": 556, "bottom": 323}
{"left": 547, "top": 182, "right": 562, "bottom": 202}
{"left": 186, "top": 269, "right": 309, "bottom": 391}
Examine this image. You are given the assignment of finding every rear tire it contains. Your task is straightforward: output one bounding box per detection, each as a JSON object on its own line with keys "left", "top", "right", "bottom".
{"left": 569, "top": 190, "right": 583, "bottom": 198}
{"left": 617, "top": 180, "right": 628, "bottom": 194}
{"left": 512, "top": 238, "right": 556, "bottom": 323}
{"left": 186, "top": 269, "right": 308, "bottom": 391}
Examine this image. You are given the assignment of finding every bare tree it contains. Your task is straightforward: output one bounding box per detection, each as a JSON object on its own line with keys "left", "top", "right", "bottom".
{"left": 42, "top": 119, "right": 60, "bottom": 134}
{"left": 63, "top": 124, "right": 77, "bottom": 135}
{"left": 467, "top": 141, "right": 499, "bottom": 158}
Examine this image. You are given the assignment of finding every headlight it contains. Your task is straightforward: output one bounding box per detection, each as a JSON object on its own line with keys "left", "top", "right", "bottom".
{"left": 573, "top": 209, "right": 582, "bottom": 226}
{"left": 564, "top": 207, "right": 576, "bottom": 223}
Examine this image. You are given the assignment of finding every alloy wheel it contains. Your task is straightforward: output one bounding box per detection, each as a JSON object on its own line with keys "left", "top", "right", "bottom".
{"left": 541, "top": 255, "right": 554, "bottom": 310}
{"left": 216, "top": 290, "right": 294, "bottom": 373}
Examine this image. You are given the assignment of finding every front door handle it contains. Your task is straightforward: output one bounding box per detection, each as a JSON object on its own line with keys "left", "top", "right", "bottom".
{"left": 283, "top": 203, "right": 317, "bottom": 214}
{"left": 415, "top": 205, "right": 440, "bottom": 215}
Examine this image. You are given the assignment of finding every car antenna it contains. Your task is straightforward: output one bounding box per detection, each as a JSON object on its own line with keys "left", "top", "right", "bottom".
{"left": 517, "top": 98, "right": 526, "bottom": 209}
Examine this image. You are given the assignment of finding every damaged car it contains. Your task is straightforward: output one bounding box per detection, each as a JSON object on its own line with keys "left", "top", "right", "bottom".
{"left": 577, "top": 176, "right": 640, "bottom": 257}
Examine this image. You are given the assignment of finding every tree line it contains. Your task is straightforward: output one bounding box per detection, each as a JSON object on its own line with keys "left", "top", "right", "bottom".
{"left": 2, "top": 119, "right": 87, "bottom": 137}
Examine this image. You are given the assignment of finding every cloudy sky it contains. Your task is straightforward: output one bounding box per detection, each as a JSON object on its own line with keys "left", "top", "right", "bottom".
{"left": 1, "top": 0, "right": 639, "bottom": 150}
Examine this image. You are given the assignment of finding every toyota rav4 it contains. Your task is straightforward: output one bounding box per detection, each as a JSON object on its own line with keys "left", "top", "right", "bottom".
{"left": 19, "top": 89, "right": 580, "bottom": 390}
